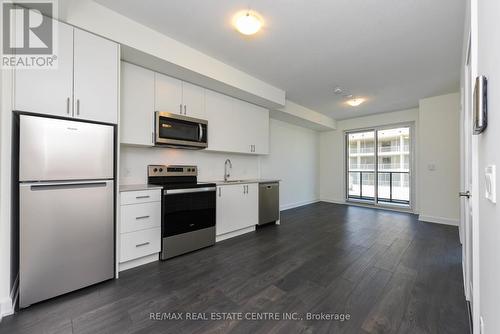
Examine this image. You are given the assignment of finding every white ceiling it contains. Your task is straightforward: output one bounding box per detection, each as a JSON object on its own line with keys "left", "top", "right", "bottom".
{"left": 95, "top": 0, "right": 465, "bottom": 120}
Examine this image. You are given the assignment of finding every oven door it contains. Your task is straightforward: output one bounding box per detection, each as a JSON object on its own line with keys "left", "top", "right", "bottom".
{"left": 155, "top": 112, "right": 207, "bottom": 148}
{"left": 163, "top": 187, "right": 216, "bottom": 237}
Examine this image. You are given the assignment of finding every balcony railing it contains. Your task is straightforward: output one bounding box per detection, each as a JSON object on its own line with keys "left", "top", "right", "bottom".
{"left": 378, "top": 163, "right": 410, "bottom": 171}
{"left": 378, "top": 145, "right": 410, "bottom": 153}
{"left": 348, "top": 171, "right": 410, "bottom": 205}
{"left": 349, "top": 147, "right": 374, "bottom": 154}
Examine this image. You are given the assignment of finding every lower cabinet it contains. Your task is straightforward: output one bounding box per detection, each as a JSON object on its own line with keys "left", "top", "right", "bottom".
{"left": 119, "top": 189, "right": 161, "bottom": 271}
{"left": 216, "top": 183, "right": 258, "bottom": 240}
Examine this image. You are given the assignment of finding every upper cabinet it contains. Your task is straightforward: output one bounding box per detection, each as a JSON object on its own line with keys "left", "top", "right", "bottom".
{"left": 155, "top": 73, "right": 205, "bottom": 119}
{"left": 121, "top": 62, "right": 155, "bottom": 146}
{"left": 14, "top": 19, "right": 73, "bottom": 118}
{"left": 14, "top": 18, "right": 119, "bottom": 124}
{"left": 121, "top": 67, "right": 269, "bottom": 154}
{"left": 205, "top": 89, "right": 269, "bottom": 155}
{"left": 73, "top": 29, "right": 118, "bottom": 124}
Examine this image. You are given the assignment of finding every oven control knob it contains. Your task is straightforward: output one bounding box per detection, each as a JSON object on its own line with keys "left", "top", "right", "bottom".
{"left": 153, "top": 168, "right": 158, "bottom": 172}
{"left": 159, "top": 168, "right": 163, "bottom": 172}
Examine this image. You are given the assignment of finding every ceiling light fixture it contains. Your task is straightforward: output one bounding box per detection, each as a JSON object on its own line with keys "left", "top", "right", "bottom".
{"left": 346, "top": 98, "right": 365, "bottom": 107}
{"left": 234, "top": 11, "right": 263, "bottom": 35}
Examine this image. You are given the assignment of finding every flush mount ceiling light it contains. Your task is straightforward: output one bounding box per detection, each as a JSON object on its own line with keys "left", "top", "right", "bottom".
{"left": 234, "top": 11, "right": 263, "bottom": 35}
{"left": 346, "top": 98, "right": 365, "bottom": 107}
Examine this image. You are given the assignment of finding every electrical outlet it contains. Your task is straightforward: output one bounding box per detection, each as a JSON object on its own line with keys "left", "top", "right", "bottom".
{"left": 427, "top": 163, "right": 436, "bottom": 171}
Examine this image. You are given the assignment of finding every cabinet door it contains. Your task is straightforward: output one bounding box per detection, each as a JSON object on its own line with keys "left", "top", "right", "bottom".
{"left": 234, "top": 100, "right": 269, "bottom": 154}
{"left": 154, "top": 73, "right": 182, "bottom": 114}
{"left": 216, "top": 184, "right": 257, "bottom": 236}
{"left": 14, "top": 19, "right": 73, "bottom": 117}
{"left": 73, "top": 29, "right": 119, "bottom": 124}
{"left": 241, "top": 184, "right": 259, "bottom": 227}
{"left": 216, "top": 185, "right": 242, "bottom": 235}
{"left": 120, "top": 62, "right": 155, "bottom": 146}
{"left": 182, "top": 81, "right": 205, "bottom": 119}
{"left": 205, "top": 90, "right": 240, "bottom": 153}
{"left": 250, "top": 105, "right": 270, "bottom": 154}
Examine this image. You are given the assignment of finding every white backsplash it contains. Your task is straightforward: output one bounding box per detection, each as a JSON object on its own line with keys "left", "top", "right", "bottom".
{"left": 119, "top": 145, "right": 260, "bottom": 185}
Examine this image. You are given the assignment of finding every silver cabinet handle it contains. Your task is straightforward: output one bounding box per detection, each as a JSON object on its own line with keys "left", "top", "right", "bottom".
{"left": 66, "top": 97, "right": 70, "bottom": 114}
{"left": 218, "top": 187, "right": 221, "bottom": 197}
{"left": 136, "top": 195, "right": 150, "bottom": 199}
{"left": 179, "top": 104, "right": 183, "bottom": 114}
{"left": 459, "top": 191, "right": 471, "bottom": 198}
{"left": 135, "top": 215, "right": 150, "bottom": 220}
{"left": 135, "top": 242, "right": 150, "bottom": 247}
{"left": 76, "top": 99, "right": 80, "bottom": 116}
{"left": 184, "top": 104, "right": 187, "bottom": 115}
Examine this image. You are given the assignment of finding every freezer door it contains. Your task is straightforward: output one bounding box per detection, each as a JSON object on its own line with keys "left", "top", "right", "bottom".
{"left": 19, "top": 180, "right": 114, "bottom": 308}
{"left": 19, "top": 115, "right": 114, "bottom": 181}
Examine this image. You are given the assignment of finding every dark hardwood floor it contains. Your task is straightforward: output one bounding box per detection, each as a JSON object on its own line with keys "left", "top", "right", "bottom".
{"left": 0, "top": 202, "right": 469, "bottom": 334}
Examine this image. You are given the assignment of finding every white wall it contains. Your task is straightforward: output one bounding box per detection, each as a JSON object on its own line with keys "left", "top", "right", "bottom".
{"left": 260, "top": 119, "right": 320, "bottom": 210}
{"left": 120, "top": 118, "right": 320, "bottom": 210}
{"left": 477, "top": 0, "right": 500, "bottom": 331}
{"left": 319, "top": 108, "right": 419, "bottom": 204}
{"left": 319, "top": 93, "right": 461, "bottom": 225}
{"left": 418, "top": 93, "right": 461, "bottom": 224}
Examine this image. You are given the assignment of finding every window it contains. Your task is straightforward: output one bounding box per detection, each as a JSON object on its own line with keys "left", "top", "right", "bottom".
{"left": 346, "top": 125, "right": 412, "bottom": 206}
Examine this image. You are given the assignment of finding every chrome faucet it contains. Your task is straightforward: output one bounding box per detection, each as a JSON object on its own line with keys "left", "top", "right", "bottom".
{"left": 224, "top": 159, "right": 232, "bottom": 182}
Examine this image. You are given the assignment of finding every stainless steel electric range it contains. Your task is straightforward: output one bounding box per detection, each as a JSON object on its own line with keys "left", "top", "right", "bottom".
{"left": 148, "top": 165, "right": 216, "bottom": 260}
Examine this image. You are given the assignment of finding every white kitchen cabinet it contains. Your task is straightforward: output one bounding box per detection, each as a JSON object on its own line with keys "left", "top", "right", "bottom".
{"left": 14, "top": 19, "right": 74, "bottom": 117}
{"left": 216, "top": 183, "right": 258, "bottom": 238}
{"left": 155, "top": 73, "right": 205, "bottom": 119}
{"left": 234, "top": 99, "right": 269, "bottom": 154}
{"left": 154, "top": 72, "right": 183, "bottom": 114}
{"left": 205, "top": 89, "right": 269, "bottom": 155}
{"left": 120, "top": 62, "right": 155, "bottom": 146}
{"left": 14, "top": 20, "right": 118, "bottom": 124}
{"left": 119, "top": 189, "right": 161, "bottom": 271}
{"left": 73, "top": 29, "right": 119, "bottom": 124}
{"left": 182, "top": 81, "right": 205, "bottom": 119}
{"left": 205, "top": 89, "right": 240, "bottom": 152}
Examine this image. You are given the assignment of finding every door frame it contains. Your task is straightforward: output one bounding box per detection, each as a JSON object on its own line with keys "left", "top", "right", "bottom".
{"left": 344, "top": 121, "right": 416, "bottom": 212}
{"left": 461, "top": 1, "right": 480, "bottom": 331}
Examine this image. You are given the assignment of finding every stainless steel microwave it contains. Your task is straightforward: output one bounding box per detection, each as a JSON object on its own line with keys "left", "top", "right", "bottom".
{"left": 155, "top": 111, "right": 208, "bottom": 149}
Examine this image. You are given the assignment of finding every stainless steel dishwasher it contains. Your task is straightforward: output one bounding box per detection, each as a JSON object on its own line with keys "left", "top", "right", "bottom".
{"left": 259, "top": 182, "right": 280, "bottom": 225}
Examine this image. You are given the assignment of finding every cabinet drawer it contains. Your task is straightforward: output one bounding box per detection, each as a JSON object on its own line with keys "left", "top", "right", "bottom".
{"left": 120, "top": 202, "right": 161, "bottom": 233}
{"left": 120, "top": 189, "right": 161, "bottom": 205}
{"left": 120, "top": 228, "right": 161, "bottom": 263}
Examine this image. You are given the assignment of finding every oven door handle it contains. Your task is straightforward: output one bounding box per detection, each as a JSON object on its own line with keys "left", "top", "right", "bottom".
{"left": 165, "top": 187, "right": 216, "bottom": 195}
{"left": 198, "top": 124, "right": 203, "bottom": 142}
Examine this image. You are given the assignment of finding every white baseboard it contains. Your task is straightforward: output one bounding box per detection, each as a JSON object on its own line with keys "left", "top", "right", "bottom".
{"left": 216, "top": 226, "right": 256, "bottom": 242}
{"left": 119, "top": 253, "right": 159, "bottom": 272}
{"left": 319, "top": 198, "right": 346, "bottom": 205}
{"left": 0, "top": 297, "right": 14, "bottom": 321}
{"left": 280, "top": 199, "right": 320, "bottom": 211}
{"left": 418, "top": 215, "right": 459, "bottom": 226}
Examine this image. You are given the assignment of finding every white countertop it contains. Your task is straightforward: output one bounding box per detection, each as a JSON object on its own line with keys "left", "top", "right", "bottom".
{"left": 119, "top": 184, "right": 163, "bottom": 192}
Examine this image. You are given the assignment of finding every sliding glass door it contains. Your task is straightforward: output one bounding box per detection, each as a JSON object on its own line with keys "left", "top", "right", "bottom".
{"left": 346, "top": 125, "right": 412, "bottom": 207}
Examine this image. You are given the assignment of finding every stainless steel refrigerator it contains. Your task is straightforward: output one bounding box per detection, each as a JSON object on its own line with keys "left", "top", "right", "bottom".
{"left": 18, "top": 115, "right": 115, "bottom": 308}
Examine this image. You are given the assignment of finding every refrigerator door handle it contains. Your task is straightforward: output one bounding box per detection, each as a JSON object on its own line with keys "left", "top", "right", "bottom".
{"left": 28, "top": 181, "right": 109, "bottom": 191}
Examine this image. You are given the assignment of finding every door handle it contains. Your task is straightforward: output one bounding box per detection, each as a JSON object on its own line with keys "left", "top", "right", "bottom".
{"left": 76, "top": 99, "right": 80, "bottom": 116}
{"left": 179, "top": 104, "right": 183, "bottom": 114}
{"left": 459, "top": 191, "right": 471, "bottom": 198}
{"left": 66, "top": 97, "right": 70, "bottom": 114}
{"left": 199, "top": 124, "right": 203, "bottom": 142}
{"left": 184, "top": 104, "right": 187, "bottom": 115}
{"left": 218, "top": 187, "right": 221, "bottom": 197}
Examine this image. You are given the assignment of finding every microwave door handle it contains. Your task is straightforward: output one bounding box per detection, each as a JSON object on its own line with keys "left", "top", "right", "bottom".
{"left": 199, "top": 123, "right": 203, "bottom": 142}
